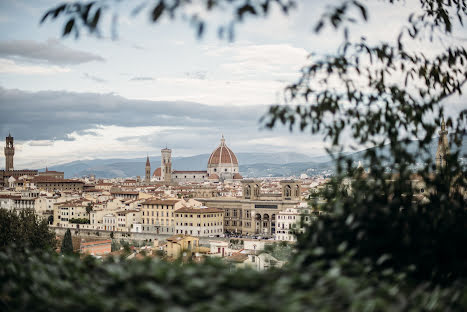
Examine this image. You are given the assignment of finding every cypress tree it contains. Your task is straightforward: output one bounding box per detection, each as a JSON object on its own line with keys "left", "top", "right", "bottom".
{"left": 61, "top": 229, "right": 73, "bottom": 254}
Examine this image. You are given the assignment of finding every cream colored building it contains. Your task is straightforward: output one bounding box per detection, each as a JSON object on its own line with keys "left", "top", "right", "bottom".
{"left": 54, "top": 199, "right": 91, "bottom": 227}
{"left": 275, "top": 205, "right": 313, "bottom": 242}
{"left": 174, "top": 206, "right": 224, "bottom": 237}
{"left": 102, "top": 213, "right": 117, "bottom": 231}
{"left": 164, "top": 234, "right": 200, "bottom": 259}
{"left": 141, "top": 198, "right": 204, "bottom": 234}
{"left": 141, "top": 199, "right": 181, "bottom": 234}
{"left": 116, "top": 209, "right": 142, "bottom": 231}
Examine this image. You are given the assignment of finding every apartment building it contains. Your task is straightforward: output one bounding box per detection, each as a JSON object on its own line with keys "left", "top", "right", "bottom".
{"left": 174, "top": 206, "right": 224, "bottom": 237}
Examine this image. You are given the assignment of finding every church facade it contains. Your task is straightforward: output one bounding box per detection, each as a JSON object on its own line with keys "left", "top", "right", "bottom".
{"left": 148, "top": 136, "right": 243, "bottom": 184}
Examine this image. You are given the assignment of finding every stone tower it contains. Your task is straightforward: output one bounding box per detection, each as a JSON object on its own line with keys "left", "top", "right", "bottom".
{"left": 435, "top": 118, "right": 449, "bottom": 171}
{"left": 161, "top": 148, "right": 172, "bottom": 183}
{"left": 4, "top": 133, "right": 14, "bottom": 171}
{"left": 145, "top": 155, "right": 151, "bottom": 183}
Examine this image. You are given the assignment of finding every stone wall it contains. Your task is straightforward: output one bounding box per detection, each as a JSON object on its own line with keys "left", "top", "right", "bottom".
{"left": 49, "top": 226, "right": 228, "bottom": 246}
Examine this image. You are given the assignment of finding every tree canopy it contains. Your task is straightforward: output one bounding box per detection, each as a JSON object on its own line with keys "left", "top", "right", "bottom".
{"left": 61, "top": 228, "right": 74, "bottom": 254}
{"left": 0, "top": 208, "right": 56, "bottom": 251}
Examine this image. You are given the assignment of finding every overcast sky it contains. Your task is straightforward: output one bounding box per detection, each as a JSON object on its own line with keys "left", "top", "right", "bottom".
{"left": 0, "top": 0, "right": 465, "bottom": 169}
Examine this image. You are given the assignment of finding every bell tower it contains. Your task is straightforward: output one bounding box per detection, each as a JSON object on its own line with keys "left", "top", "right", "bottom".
{"left": 161, "top": 148, "right": 172, "bottom": 183}
{"left": 145, "top": 155, "right": 151, "bottom": 183}
{"left": 4, "top": 133, "right": 14, "bottom": 171}
{"left": 435, "top": 118, "right": 449, "bottom": 171}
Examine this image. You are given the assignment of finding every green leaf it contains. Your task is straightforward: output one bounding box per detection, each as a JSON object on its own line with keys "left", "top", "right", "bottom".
{"left": 152, "top": 1, "right": 165, "bottom": 22}
{"left": 63, "top": 18, "right": 75, "bottom": 36}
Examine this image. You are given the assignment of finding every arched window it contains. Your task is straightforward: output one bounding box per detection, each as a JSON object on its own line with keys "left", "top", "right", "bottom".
{"left": 245, "top": 185, "right": 251, "bottom": 197}
{"left": 254, "top": 184, "right": 260, "bottom": 197}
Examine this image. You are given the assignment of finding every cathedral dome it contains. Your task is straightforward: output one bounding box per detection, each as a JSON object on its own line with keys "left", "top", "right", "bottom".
{"left": 153, "top": 167, "right": 161, "bottom": 177}
{"left": 208, "top": 136, "right": 238, "bottom": 166}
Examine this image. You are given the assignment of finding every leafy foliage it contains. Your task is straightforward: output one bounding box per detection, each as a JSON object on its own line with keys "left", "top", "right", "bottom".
{"left": 0, "top": 208, "right": 56, "bottom": 251}
{"left": 85, "top": 202, "right": 93, "bottom": 215}
{"left": 69, "top": 218, "right": 90, "bottom": 224}
{"left": 262, "top": 241, "right": 294, "bottom": 262}
{"left": 61, "top": 228, "right": 74, "bottom": 254}
{"left": 296, "top": 166, "right": 467, "bottom": 284}
{"left": 40, "top": 0, "right": 297, "bottom": 40}
{"left": 0, "top": 247, "right": 466, "bottom": 311}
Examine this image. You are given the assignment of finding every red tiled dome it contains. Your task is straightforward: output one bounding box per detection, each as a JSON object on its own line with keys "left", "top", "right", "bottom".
{"left": 208, "top": 136, "right": 238, "bottom": 166}
{"left": 153, "top": 167, "right": 161, "bottom": 177}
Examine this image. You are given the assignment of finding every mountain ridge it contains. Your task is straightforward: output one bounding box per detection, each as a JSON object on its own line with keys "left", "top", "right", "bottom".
{"left": 37, "top": 137, "right": 465, "bottom": 178}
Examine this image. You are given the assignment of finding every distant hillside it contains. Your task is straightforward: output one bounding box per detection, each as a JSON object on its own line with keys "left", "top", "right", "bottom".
{"left": 41, "top": 152, "right": 325, "bottom": 178}
{"left": 40, "top": 137, "right": 465, "bottom": 178}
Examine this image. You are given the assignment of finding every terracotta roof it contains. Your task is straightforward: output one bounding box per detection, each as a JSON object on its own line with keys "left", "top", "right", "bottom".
{"left": 173, "top": 171, "right": 207, "bottom": 174}
{"left": 81, "top": 239, "right": 111, "bottom": 247}
{"left": 116, "top": 209, "right": 139, "bottom": 215}
{"left": 209, "top": 174, "right": 219, "bottom": 180}
{"left": 225, "top": 252, "right": 248, "bottom": 263}
{"left": 141, "top": 199, "right": 180, "bottom": 205}
{"left": 175, "top": 207, "right": 223, "bottom": 214}
{"left": 33, "top": 176, "right": 84, "bottom": 183}
{"left": 111, "top": 191, "right": 139, "bottom": 195}
{"left": 153, "top": 167, "right": 162, "bottom": 177}
{"left": 83, "top": 188, "right": 100, "bottom": 192}
{"left": 207, "top": 136, "right": 238, "bottom": 166}
{"left": 233, "top": 173, "right": 243, "bottom": 179}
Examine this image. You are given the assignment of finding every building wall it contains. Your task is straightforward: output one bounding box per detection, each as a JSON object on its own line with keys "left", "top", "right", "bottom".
{"left": 141, "top": 200, "right": 181, "bottom": 234}
{"left": 174, "top": 210, "right": 224, "bottom": 237}
{"left": 36, "top": 181, "right": 84, "bottom": 192}
{"left": 165, "top": 236, "right": 199, "bottom": 258}
{"left": 172, "top": 171, "right": 208, "bottom": 183}
{"left": 199, "top": 198, "right": 300, "bottom": 235}
{"left": 207, "top": 163, "right": 239, "bottom": 178}
{"left": 80, "top": 240, "right": 111, "bottom": 255}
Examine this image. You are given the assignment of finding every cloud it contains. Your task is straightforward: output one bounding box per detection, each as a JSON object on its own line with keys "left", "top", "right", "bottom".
{"left": 205, "top": 43, "right": 308, "bottom": 81}
{"left": 83, "top": 73, "right": 107, "bottom": 83}
{"left": 0, "top": 87, "right": 263, "bottom": 141}
{"left": 130, "top": 76, "right": 154, "bottom": 81}
{"left": 184, "top": 71, "right": 207, "bottom": 80}
{"left": 0, "top": 39, "right": 105, "bottom": 65}
{"left": 0, "top": 58, "right": 70, "bottom": 75}
{"left": 0, "top": 87, "right": 330, "bottom": 167}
